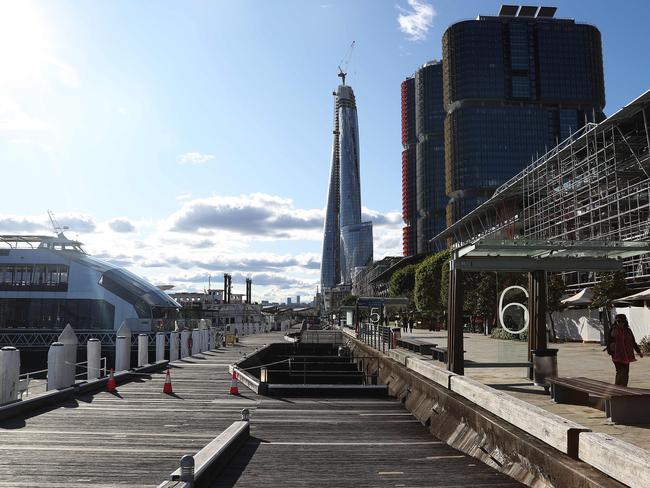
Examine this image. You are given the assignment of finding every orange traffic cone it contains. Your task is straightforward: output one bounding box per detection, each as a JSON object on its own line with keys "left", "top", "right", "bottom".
{"left": 163, "top": 369, "right": 173, "bottom": 394}
{"left": 107, "top": 368, "right": 117, "bottom": 393}
{"left": 229, "top": 370, "right": 239, "bottom": 395}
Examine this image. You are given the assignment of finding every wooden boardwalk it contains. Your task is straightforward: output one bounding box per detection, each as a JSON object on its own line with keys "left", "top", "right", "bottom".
{"left": 0, "top": 332, "right": 522, "bottom": 487}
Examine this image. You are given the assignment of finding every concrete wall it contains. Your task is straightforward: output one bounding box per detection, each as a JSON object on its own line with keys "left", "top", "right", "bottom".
{"left": 350, "top": 340, "right": 622, "bottom": 488}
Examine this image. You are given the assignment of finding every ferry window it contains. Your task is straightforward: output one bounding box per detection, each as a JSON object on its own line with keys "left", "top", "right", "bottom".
{"left": 33, "top": 265, "right": 46, "bottom": 285}
{"left": 59, "top": 266, "right": 69, "bottom": 284}
{"left": 0, "top": 265, "right": 12, "bottom": 284}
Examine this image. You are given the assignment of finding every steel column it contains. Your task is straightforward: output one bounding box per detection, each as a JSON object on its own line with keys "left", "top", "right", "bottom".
{"left": 528, "top": 270, "right": 547, "bottom": 379}
{"left": 447, "top": 267, "right": 464, "bottom": 374}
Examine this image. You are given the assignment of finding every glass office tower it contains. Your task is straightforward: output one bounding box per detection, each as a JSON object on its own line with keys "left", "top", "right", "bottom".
{"left": 321, "top": 80, "right": 373, "bottom": 290}
{"left": 401, "top": 61, "right": 446, "bottom": 255}
{"left": 442, "top": 5, "right": 605, "bottom": 225}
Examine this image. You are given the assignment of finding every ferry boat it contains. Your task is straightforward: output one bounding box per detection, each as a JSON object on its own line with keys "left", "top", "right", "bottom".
{"left": 0, "top": 233, "right": 180, "bottom": 332}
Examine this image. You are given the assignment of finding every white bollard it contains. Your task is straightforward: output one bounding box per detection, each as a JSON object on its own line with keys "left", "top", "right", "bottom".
{"left": 180, "top": 330, "right": 191, "bottom": 358}
{"left": 138, "top": 334, "right": 148, "bottom": 367}
{"left": 58, "top": 324, "right": 78, "bottom": 387}
{"left": 0, "top": 346, "right": 20, "bottom": 404}
{"left": 191, "top": 330, "right": 201, "bottom": 355}
{"left": 170, "top": 331, "right": 180, "bottom": 361}
{"left": 115, "top": 335, "right": 130, "bottom": 372}
{"left": 47, "top": 342, "right": 67, "bottom": 391}
{"left": 87, "top": 339, "right": 101, "bottom": 380}
{"left": 156, "top": 332, "right": 166, "bottom": 362}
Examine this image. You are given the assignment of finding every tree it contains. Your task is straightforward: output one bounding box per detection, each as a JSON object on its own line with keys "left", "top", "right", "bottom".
{"left": 414, "top": 250, "right": 450, "bottom": 314}
{"left": 389, "top": 264, "right": 417, "bottom": 302}
{"left": 475, "top": 273, "right": 497, "bottom": 331}
{"left": 590, "top": 271, "right": 627, "bottom": 343}
{"left": 341, "top": 294, "right": 358, "bottom": 307}
{"left": 546, "top": 273, "right": 566, "bottom": 343}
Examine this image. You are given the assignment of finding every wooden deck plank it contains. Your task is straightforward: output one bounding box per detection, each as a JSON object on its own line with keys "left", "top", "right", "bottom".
{"left": 0, "top": 332, "right": 522, "bottom": 487}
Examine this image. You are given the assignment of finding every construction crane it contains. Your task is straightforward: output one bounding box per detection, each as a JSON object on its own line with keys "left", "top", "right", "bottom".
{"left": 47, "top": 210, "right": 69, "bottom": 237}
{"left": 337, "top": 41, "right": 355, "bottom": 86}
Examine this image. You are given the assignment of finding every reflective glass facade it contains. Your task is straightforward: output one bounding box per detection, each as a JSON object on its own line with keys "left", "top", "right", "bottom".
{"left": 99, "top": 268, "right": 180, "bottom": 319}
{"left": 401, "top": 62, "right": 446, "bottom": 256}
{"left": 415, "top": 62, "right": 446, "bottom": 254}
{"left": 321, "top": 83, "right": 373, "bottom": 289}
{"left": 0, "top": 298, "right": 115, "bottom": 329}
{"left": 442, "top": 12, "right": 605, "bottom": 225}
{"left": 0, "top": 263, "right": 69, "bottom": 292}
{"left": 341, "top": 222, "right": 373, "bottom": 284}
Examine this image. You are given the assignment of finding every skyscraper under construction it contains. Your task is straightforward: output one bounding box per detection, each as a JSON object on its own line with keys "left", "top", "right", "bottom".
{"left": 321, "top": 73, "right": 373, "bottom": 293}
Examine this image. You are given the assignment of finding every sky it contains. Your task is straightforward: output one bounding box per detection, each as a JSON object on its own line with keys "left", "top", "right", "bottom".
{"left": 1, "top": 0, "right": 649, "bottom": 303}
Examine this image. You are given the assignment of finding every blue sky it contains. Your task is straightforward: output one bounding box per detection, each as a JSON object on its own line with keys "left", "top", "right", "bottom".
{"left": 1, "top": 0, "right": 648, "bottom": 302}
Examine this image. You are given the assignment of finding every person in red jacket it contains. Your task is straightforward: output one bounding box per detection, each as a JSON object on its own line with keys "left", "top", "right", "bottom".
{"left": 609, "top": 314, "right": 643, "bottom": 386}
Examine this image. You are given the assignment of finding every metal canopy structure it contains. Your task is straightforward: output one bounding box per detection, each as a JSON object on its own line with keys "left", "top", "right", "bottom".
{"left": 446, "top": 238, "right": 650, "bottom": 375}
{"left": 452, "top": 239, "right": 650, "bottom": 272}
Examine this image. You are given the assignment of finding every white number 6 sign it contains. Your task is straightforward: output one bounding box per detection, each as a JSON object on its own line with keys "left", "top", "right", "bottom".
{"left": 498, "top": 286, "right": 529, "bottom": 334}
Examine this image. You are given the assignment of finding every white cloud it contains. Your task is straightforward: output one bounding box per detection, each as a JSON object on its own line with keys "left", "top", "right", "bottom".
{"left": 0, "top": 97, "right": 49, "bottom": 132}
{"left": 108, "top": 218, "right": 136, "bottom": 233}
{"left": 397, "top": 0, "right": 435, "bottom": 41}
{"left": 0, "top": 193, "right": 403, "bottom": 302}
{"left": 179, "top": 152, "right": 215, "bottom": 165}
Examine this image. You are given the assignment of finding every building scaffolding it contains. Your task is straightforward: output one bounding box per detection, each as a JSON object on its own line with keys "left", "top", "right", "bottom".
{"left": 433, "top": 90, "right": 650, "bottom": 289}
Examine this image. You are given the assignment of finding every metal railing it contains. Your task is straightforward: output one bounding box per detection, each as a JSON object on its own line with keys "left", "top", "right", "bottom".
{"left": 265, "top": 354, "right": 382, "bottom": 385}
{"left": 17, "top": 357, "right": 107, "bottom": 398}
{"left": 357, "top": 323, "right": 396, "bottom": 353}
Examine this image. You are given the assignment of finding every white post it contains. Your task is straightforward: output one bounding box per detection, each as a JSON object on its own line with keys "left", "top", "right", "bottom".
{"left": 180, "top": 330, "right": 191, "bottom": 358}
{"left": 156, "top": 332, "right": 166, "bottom": 362}
{"left": 115, "top": 336, "right": 130, "bottom": 372}
{"left": 191, "top": 329, "right": 201, "bottom": 355}
{"left": 137, "top": 334, "right": 148, "bottom": 367}
{"left": 58, "top": 324, "right": 78, "bottom": 386}
{"left": 115, "top": 321, "right": 132, "bottom": 371}
{"left": 0, "top": 346, "right": 20, "bottom": 404}
{"left": 207, "top": 328, "right": 214, "bottom": 350}
{"left": 170, "top": 331, "right": 180, "bottom": 361}
{"left": 87, "top": 339, "right": 101, "bottom": 380}
{"left": 47, "top": 342, "right": 66, "bottom": 390}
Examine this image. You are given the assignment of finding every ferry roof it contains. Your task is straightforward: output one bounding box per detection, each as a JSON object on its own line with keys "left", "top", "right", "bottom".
{"left": 0, "top": 234, "right": 85, "bottom": 252}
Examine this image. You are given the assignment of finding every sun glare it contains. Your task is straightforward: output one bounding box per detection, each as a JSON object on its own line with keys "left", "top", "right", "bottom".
{"left": 0, "top": 2, "right": 52, "bottom": 87}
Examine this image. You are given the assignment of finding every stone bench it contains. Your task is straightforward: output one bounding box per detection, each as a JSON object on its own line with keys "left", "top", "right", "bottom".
{"left": 398, "top": 338, "right": 436, "bottom": 355}
{"left": 548, "top": 376, "right": 650, "bottom": 424}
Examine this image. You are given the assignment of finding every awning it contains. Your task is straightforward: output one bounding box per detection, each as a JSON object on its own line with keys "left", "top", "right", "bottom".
{"left": 561, "top": 288, "right": 593, "bottom": 306}
{"left": 618, "top": 288, "right": 650, "bottom": 303}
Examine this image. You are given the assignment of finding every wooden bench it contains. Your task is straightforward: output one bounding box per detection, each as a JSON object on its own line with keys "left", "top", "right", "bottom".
{"left": 548, "top": 377, "right": 650, "bottom": 424}
{"left": 397, "top": 338, "right": 436, "bottom": 355}
{"left": 432, "top": 346, "right": 447, "bottom": 363}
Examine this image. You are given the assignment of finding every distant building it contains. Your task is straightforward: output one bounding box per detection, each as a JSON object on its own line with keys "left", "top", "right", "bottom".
{"left": 287, "top": 297, "right": 292, "bottom": 305}
{"left": 443, "top": 5, "right": 605, "bottom": 225}
{"left": 296, "top": 295, "right": 301, "bottom": 304}
{"left": 170, "top": 289, "right": 261, "bottom": 326}
{"left": 352, "top": 256, "right": 406, "bottom": 298}
{"left": 321, "top": 73, "right": 373, "bottom": 297}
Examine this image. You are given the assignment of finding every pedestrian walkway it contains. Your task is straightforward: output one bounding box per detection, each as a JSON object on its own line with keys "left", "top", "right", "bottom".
{"left": 399, "top": 328, "right": 650, "bottom": 451}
